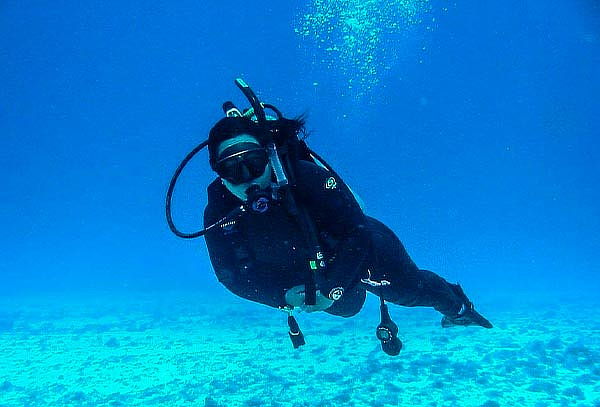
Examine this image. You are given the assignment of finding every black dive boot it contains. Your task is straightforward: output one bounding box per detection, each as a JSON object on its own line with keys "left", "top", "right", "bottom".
{"left": 441, "top": 284, "right": 493, "bottom": 328}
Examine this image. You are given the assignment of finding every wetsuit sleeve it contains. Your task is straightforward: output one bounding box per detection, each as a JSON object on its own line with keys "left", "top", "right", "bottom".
{"left": 204, "top": 202, "right": 288, "bottom": 309}
{"left": 293, "top": 161, "right": 370, "bottom": 300}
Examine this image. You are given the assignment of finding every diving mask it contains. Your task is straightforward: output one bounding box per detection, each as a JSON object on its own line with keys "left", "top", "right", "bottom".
{"left": 215, "top": 142, "right": 269, "bottom": 185}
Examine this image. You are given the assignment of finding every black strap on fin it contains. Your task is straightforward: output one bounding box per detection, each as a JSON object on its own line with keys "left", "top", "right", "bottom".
{"left": 376, "top": 291, "right": 403, "bottom": 356}
{"left": 288, "top": 315, "right": 306, "bottom": 348}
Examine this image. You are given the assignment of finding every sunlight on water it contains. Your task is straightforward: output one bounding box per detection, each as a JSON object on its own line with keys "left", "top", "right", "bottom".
{"left": 296, "top": 0, "right": 432, "bottom": 99}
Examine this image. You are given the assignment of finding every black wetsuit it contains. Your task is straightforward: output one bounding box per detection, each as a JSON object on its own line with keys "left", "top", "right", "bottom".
{"left": 204, "top": 160, "right": 463, "bottom": 318}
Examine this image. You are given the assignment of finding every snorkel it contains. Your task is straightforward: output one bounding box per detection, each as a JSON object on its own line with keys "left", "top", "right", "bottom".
{"left": 231, "top": 79, "right": 289, "bottom": 201}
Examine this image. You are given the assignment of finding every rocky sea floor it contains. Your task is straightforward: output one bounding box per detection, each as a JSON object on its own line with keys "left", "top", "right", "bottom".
{"left": 0, "top": 290, "right": 598, "bottom": 407}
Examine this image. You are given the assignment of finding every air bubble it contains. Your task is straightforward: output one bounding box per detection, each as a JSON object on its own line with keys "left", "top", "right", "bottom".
{"left": 296, "top": 0, "right": 432, "bottom": 100}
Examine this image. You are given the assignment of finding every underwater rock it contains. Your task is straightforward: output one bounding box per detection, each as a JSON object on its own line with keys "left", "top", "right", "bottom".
{"left": 107, "top": 398, "right": 125, "bottom": 407}
{"left": 527, "top": 380, "right": 558, "bottom": 393}
{"left": 443, "top": 393, "right": 459, "bottom": 403}
{"left": 316, "top": 372, "right": 344, "bottom": 383}
{"left": 563, "top": 340, "right": 598, "bottom": 368}
{"left": 575, "top": 373, "right": 595, "bottom": 385}
{"left": 430, "top": 355, "right": 451, "bottom": 374}
{"left": 484, "top": 390, "right": 502, "bottom": 399}
{"left": 562, "top": 385, "right": 584, "bottom": 400}
{"left": 63, "top": 391, "right": 87, "bottom": 402}
{"left": 480, "top": 401, "right": 500, "bottom": 407}
{"left": 205, "top": 396, "right": 221, "bottom": 407}
{"left": 104, "top": 337, "right": 120, "bottom": 348}
{"left": 432, "top": 380, "right": 444, "bottom": 389}
{"left": 311, "top": 345, "right": 327, "bottom": 355}
{"left": 451, "top": 360, "right": 479, "bottom": 380}
{"left": 179, "top": 386, "right": 200, "bottom": 402}
{"left": 526, "top": 340, "right": 548, "bottom": 359}
{"left": 244, "top": 396, "right": 265, "bottom": 407}
{"left": 0, "top": 381, "right": 13, "bottom": 391}
{"left": 546, "top": 336, "right": 563, "bottom": 350}
{"left": 362, "top": 357, "right": 383, "bottom": 375}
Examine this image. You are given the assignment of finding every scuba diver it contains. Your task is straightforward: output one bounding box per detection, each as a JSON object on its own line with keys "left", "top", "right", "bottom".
{"left": 166, "top": 79, "right": 492, "bottom": 356}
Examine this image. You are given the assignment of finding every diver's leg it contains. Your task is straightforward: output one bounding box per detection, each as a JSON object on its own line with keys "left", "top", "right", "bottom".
{"left": 363, "top": 217, "right": 491, "bottom": 327}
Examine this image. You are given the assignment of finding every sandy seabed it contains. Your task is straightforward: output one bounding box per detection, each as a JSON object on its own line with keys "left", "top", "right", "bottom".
{"left": 0, "top": 290, "right": 598, "bottom": 407}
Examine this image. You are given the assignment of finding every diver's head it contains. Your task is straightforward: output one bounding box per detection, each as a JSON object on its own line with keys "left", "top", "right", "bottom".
{"left": 208, "top": 117, "right": 272, "bottom": 201}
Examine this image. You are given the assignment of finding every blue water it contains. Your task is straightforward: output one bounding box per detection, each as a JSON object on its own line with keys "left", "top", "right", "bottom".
{"left": 1, "top": 1, "right": 599, "bottom": 406}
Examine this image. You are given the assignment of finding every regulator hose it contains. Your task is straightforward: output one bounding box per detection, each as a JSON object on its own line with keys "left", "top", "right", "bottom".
{"left": 165, "top": 140, "right": 209, "bottom": 238}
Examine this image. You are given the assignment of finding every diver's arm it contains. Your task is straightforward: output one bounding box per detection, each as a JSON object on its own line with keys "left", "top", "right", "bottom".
{"left": 203, "top": 206, "right": 288, "bottom": 309}
{"left": 293, "top": 161, "right": 370, "bottom": 300}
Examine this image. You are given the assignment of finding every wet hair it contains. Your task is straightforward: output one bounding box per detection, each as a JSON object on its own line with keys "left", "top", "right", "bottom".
{"left": 274, "top": 115, "right": 307, "bottom": 143}
{"left": 208, "top": 116, "right": 306, "bottom": 170}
